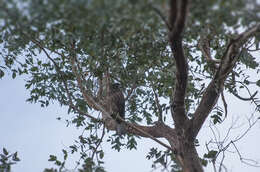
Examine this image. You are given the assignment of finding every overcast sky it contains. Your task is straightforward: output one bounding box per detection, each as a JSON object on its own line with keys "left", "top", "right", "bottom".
{"left": 0, "top": 71, "right": 260, "bottom": 172}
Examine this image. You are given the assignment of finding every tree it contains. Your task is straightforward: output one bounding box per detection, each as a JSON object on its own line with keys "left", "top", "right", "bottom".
{"left": 0, "top": 0, "right": 260, "bottom": 171}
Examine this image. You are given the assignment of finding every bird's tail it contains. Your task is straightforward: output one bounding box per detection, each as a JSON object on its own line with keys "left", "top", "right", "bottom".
{"left": 116, "top": 123, "right": 126, "bottom": 136}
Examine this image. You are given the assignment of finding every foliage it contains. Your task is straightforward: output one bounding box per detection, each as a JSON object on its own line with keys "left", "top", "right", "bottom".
{"left": 0, "top": 148, "right": 20, "bottom": 172}
{"left": 0, "top": 0, "right": 260, "bottom": 171}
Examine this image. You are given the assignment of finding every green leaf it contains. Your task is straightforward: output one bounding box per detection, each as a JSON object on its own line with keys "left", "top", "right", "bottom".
{"left": 48, "top": 155, "right": 57, "bottom": 161}
{"left": 12, "top": 72, "right": 16, "bottom": 79}
{"left": 12, "top": 152, "right": 20, "bottom": 161}
{"left": 30, "top": 66, "right": 38, "bottom": 72}
{"left": 55, "top": 160, "right": 62, "bottom": 166}
{"left": 0, "top": 69, "right": 4, "bottom": 78}
{"left": 240, "top": 50, "right": 259, "bottom": 69}
{"left": 256, "top": 80, "right": 260, "bottom": 87}
{"left": 3, "top": 148, "right": 8, "bottom": 155}
{"left": 204, "top": 150, "right": 218, "bottom": 159}
{"left": 99, "top": 151, "right": 104, "bottom": 159}
{"left": 200, "top": 158, "right": 208, "bottom": 167}
{"left": 62, "top": 149, "right": 68, "bottom": 160}
{"left": 211, "top": 114, "right": 222, "bottom": 124}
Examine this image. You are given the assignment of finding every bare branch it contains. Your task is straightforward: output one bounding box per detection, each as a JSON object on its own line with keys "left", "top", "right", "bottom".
{"left": 91, "top": 125, "right": 105, "bottom": 160}
{"left": 231, "top": 141, "right": 260, "bottom": 167}
{"left": 229, "top": 73, "right": 259, "bottom": 103}
{"left": 218, "top": 152, "right": 226, "bottom": 172}
{"left": 207, "top": 113, "right": 260, "bottom": 170}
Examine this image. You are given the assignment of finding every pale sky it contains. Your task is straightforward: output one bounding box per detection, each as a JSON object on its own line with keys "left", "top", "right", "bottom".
{"left": 0, "top": 71, "right": 260, "bottom": 172}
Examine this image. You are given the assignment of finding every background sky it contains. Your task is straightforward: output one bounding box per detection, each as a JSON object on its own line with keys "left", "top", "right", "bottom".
{"left": 0, "top": 70, "right": 260, "bottom": 172}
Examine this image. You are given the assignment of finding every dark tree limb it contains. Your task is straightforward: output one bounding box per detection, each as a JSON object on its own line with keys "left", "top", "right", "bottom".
{"left": 168, "top": 1, "right": 205, "bottom": 172}
{"left": 192, "top": 24, "right": 260, "bottom": 138}
{"left": 168, "top": 0, "right": 189, "bottom": 128}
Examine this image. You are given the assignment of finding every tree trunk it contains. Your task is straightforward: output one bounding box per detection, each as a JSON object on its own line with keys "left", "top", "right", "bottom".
{"left": 169, "top": 136, "right": 203, "bottom": 172}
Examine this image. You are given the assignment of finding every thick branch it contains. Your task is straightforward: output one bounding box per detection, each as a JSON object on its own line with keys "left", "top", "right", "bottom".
{"left": 192, "top": 24, "right": 260, "bottom": 138}
{"left": 168, "top": 0, "right": 189, "bottom": 128}
{"left": 125, "top": 122, "right": 177, "bottom": 151}
{"left": 217, "top": 24, "right": 260, "bottom": 80}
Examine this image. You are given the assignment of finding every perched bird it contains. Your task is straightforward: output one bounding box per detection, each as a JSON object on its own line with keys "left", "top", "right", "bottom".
{"left": 107, "top": 83, "right": 126, "bottom": 135}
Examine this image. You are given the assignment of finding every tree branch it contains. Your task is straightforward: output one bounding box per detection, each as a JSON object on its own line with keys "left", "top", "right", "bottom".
{"left": 152, "top": 86, "right": 163, "bottom": 122}
{"left": 221, "top": 91, "right": 228, "bottom": 118}
{"left": 168, "top": 0, "right": 189, "bottom": 128}
{"left": 91, "top": 125, "right": 105, "bottom": 160}
{"left": 231, "top": 90, "right": 258, "bottom": 101}
{"left": 198, "top": 37, "right": 221, "bottom": 67}
{"left": 125, "top": 83, "right": 136, "bottom": 101}
{"left": 192, "top": 24, "right": 260, "bottom": 138}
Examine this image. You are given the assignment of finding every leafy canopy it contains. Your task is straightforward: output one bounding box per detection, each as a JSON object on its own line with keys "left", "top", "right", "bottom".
{"left": 0, "top": 0, "right": 260, "bottom": 171}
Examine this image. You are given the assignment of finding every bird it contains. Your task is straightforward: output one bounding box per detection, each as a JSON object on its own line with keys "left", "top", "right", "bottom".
{"left": 107, "top": 83, "right": 126, "bottom": 135}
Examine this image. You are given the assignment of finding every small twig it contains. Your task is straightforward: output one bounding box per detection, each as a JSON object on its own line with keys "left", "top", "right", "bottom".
{"left": 125, "top": 83, "right": 137, "bottom": 101}
{"left": 152, "top": 86, "right": 163, "bottom": 122}
{"left": 247, "top": 48, "right": 260, "bottom": 52}
{"left": 233, "top": 114, "right": 259, "bottom": 142}
{"left": 231, "top": 141, "right": 260, "bottom": 167}
{"left": 229, "top": 75, "right": 259, "bottom": 102}
{"left": 91, "top": 125, "right": 105, "bottom": 160}
{"left": 218, "top": 151, "right": 226, "bottom": 172}
{"left": 220, "top": 91, "right": 228, "bottom": 118}
{"left": 149, "top": 4, "right": 171, "bottom": 30}
{"left": 205, "top": 141, "right": 217, "bottom": 172}
{"left": 231, "top": 90, "right": 258, "bottom": 101}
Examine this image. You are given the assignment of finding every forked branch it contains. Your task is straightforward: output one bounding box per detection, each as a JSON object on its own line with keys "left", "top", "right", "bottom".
{"left": 198, "top": 37, "right": 221, "bottom": 68}
{"left": 192, "top": 24, "right": 260, "bottom": 138}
